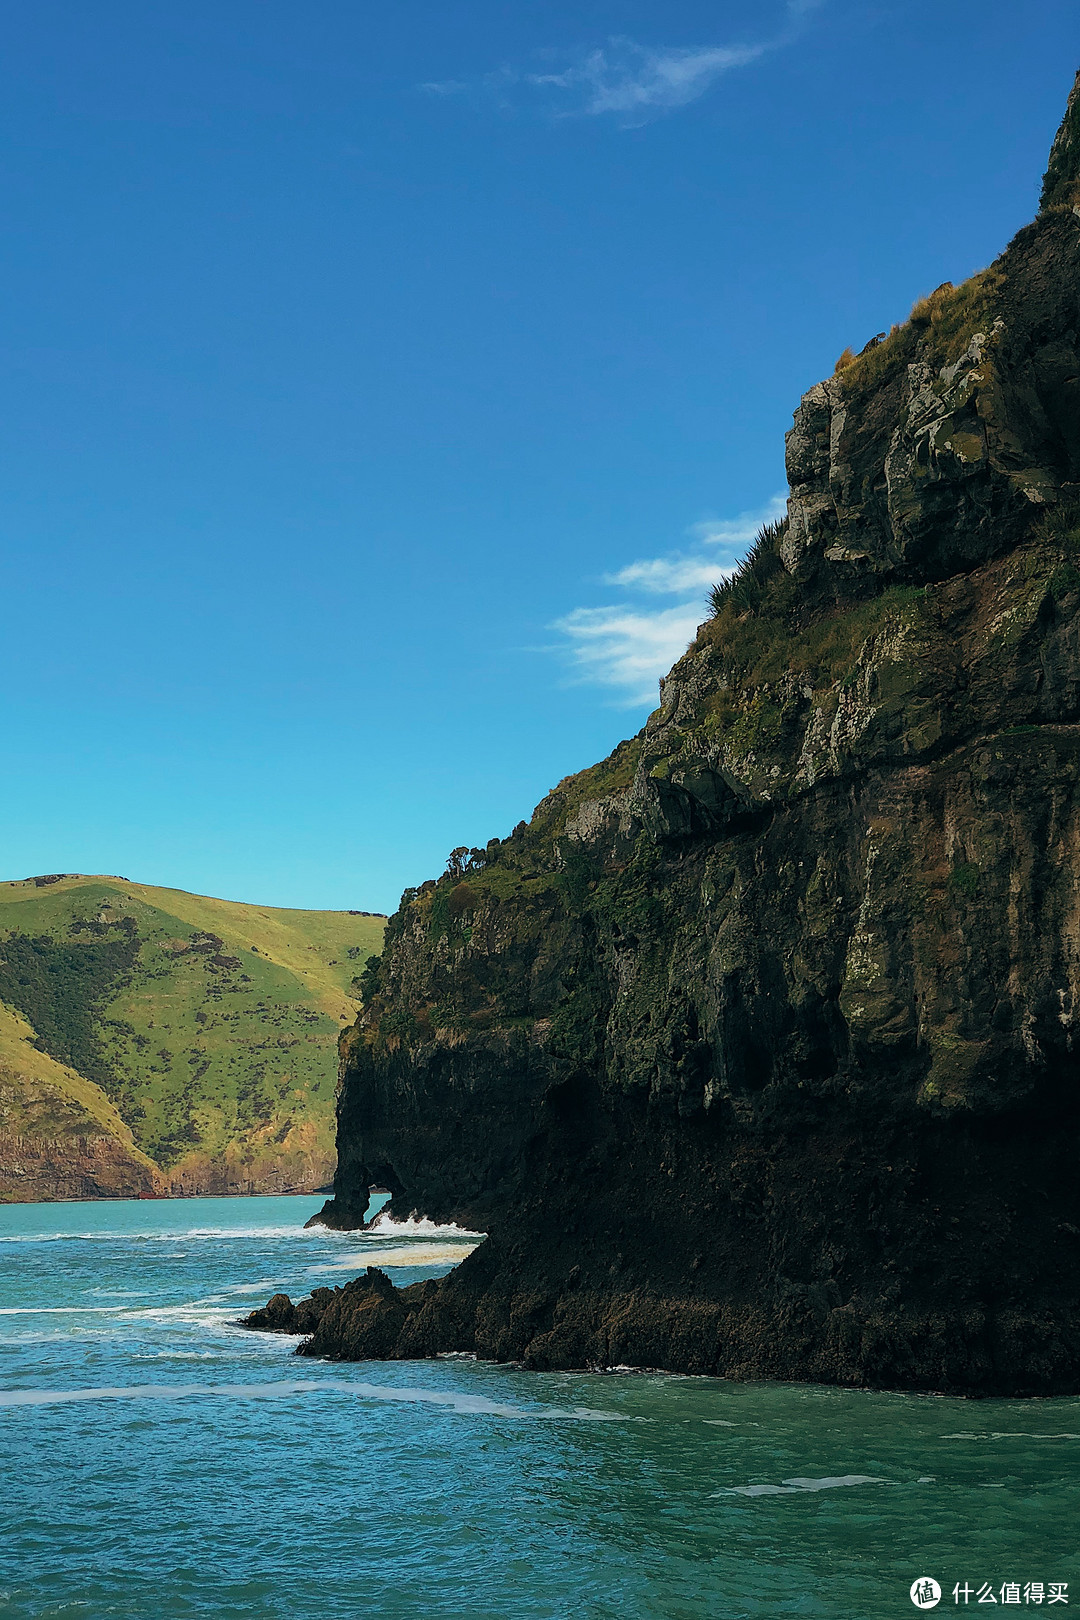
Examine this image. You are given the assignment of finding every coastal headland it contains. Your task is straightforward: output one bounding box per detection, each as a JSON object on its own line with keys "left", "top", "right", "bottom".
{"left": 249, "top": 74, "right": 1080, "bottom": 1394}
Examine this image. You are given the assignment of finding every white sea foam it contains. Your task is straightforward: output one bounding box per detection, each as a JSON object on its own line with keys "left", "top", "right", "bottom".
{"left": 121, "top": 1308, "right": 236, "bottom": 1328}
{"left": 0, "top": 1379, "right": 625, "bottom": 1420}
{"left": 153, "top": 1226, "right": 319, "bottom": 1241}
{"left": 714, "top": 1475, "right": 887, "bottom": 1497}
{"left": 311, "top": 1242, "right": 479, "bottom": 1272}
{"left": 0, "top": 1232, "right": 92, "bottom": 1243}
{"left": 0, "top": 1332, "right": 114, "bottom": 1345}
{"left": 942, "top": 1431, "right": 1080, "bottom": 1441}
{"left": 0, "top": 1224, "right": 318, "bottom": 1245}
{"left": 132, "top": 1351, "right": 232, "bottom": 1361}
{"left": 365, "top": 1213, "right": 486, "bottom": 1239}
{"left": 0, "top": 1306, "right": 135, "bottom": 1316}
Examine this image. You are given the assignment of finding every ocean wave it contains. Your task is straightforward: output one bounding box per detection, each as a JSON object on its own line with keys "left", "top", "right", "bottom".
{"left": 0, "top": 1224, "right": 320, "bottom": 1245}
{"left": 365, "top": 1213, "right": 486, "bottom": 1239}
{"left": 0, "top": 1306, "right": 137, "bottom": 1316}
{"left": 119, "top": 1307, "right": 238, "bottom": 1327}
{"left": 149, "top": 1226, "right": 322, "bottom": 1241}
{"left": 713, "top": 1475, "right": 888, "bottom": 1497}
{"left": 0, "top": 1232, "right": 106, "bottom": 1244}
{"left": 0, "top": 1331, "right": 119, "bottom": 1345}
{"left": 942, "top": 1432, "right": 1080, "bottom": 1441}
{"left": 131, "top": 1351, "right": 237, "bottom": 1361}
{"left": 0, "top": 1378, "right": 626, "bottom": 1420}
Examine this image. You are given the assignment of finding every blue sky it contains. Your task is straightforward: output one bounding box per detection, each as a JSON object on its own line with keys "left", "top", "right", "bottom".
{"left": 1, "top": 1, "right": 1075, "bottom": 911}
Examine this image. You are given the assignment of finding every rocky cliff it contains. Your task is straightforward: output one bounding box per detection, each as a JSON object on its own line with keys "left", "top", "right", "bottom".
{"left": 0, "top": 1004, "right": 164, "bottom": 1202}
{"left": 280, "top": 75, "right": 1080, "bottom": 1394}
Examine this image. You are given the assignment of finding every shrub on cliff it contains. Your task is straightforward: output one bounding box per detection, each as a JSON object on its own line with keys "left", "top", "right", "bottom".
{"left": 707, "top": 519, "right": 787, "bottom": 619}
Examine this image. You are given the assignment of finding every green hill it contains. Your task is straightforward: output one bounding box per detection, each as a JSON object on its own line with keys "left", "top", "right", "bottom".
{"left": 0, "top": 874, "right": 384, "bottom": 1201}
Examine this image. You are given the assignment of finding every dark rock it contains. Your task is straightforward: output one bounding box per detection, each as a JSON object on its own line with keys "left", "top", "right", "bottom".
{"left": 297, "top": 1269, "right": 444, "bottom": 1361}
{"left": 282, "top": 71, "right": 1080, "bottom": 1396}
{"left": 243, "top": 1270, "right": 446, "bottom": 1358}
{"left": 1041, "top": 67, "right": 1080, "bottom": 211}
{"left": 242, "top": 1287, "right": 335, "bottom": 1335}
{"left": 304, "top": 1194, "right": 372, "bottom": 1230}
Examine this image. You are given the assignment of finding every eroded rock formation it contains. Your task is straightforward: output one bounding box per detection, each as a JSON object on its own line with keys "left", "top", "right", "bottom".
{"left": 255, "top": 73, "right": 1080, "bottom": 1394}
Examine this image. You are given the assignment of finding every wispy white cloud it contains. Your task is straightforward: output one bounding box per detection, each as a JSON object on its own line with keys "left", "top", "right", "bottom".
{"left": 551, "top": 493, "right": 787, "bottom": 707}
{"left": 689, "top": 492, "right": 788, "bottom": 551}
{"left": 609, "top": 495, "right": 787, "bottom": 595}
{"left": 525, "top": 40, "right": 766, "bottom": 120}
{"left": 423, "top": 3, "right": 826, "bottom": 124}
{"left": 552, "top": 603, "right": 708, "bottom": 707}
{"left": 605, "top": 554, "right": 736, "bottom": 595}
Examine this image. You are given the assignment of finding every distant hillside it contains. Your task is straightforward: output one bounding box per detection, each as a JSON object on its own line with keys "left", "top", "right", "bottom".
{"left": 0, "top": 875, "right": 384, "bottom": 1201}
{"left": 0, "top": 1000, "right": 163, "bottom": 1201}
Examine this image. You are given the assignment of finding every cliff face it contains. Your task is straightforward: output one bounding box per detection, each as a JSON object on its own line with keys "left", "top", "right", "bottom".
{"left": 303, "top": 77, "right": 1080, "bottom": 1394}
{"left": 0, "top": 1003, "right": 165, "bottom": 1202}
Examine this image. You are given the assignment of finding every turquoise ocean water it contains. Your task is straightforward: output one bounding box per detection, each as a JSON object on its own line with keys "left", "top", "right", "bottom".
{"left": 0, "top": 1194, "right": 1077, "bottom": 1620}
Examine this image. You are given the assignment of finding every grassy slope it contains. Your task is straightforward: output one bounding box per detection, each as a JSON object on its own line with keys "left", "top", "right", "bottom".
{"left": 0, "top": 1000, "right": 163, "bottom": 1200}
{"left": 0, "top": 999, "right": 155, "bottom": 1148}
{"left": 0, "top": 875, "right": 385, "bottom": 1195}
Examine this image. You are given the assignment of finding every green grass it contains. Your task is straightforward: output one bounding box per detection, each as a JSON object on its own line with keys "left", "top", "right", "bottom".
{"left": 835, "top": 265, "right": 1006, "bottom": 400}
{"left": 699, "top": 578, "right": 925, "bottom": 695}
{"left": 0, "top": 875, "right": 385, "bottom": 1189}
{"left": 707, "top": 519, "right": 787, "bottom": 618}
{"left": 0, "top": 999, "right": 151, "bottom": 1144}
{"left": 0, "top": 999, "right": 165, "bottom": 1201}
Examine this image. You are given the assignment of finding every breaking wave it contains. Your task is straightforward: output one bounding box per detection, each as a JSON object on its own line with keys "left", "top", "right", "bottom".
{"left": 942, "top": 1431, "right": 1080, "bottom": 1441}
{"left": 714, "top": 1475, "right": 888, "bottom": 1497}
{"left": 0, "top": 1379, "right": 625, "bottom": 1420}
{"left": 365, "top": 1212, "right": 485, "bottom": 1239}
{"left": 0, "top": 1224, "right": 321, "bottom": 1245}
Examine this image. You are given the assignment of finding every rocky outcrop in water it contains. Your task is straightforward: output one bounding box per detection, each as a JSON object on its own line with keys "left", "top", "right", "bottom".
{"left": 262, "top": 74, "right": 1080, "bottom": 1395}
{"left": 243, "top": 1287, "right": 336, "bottom": 1335}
